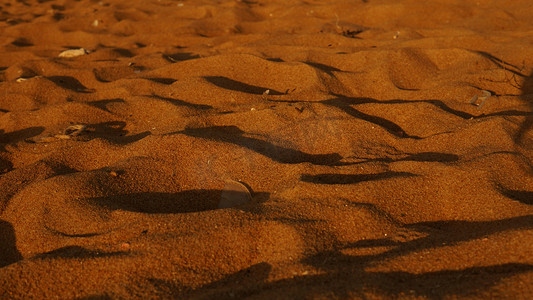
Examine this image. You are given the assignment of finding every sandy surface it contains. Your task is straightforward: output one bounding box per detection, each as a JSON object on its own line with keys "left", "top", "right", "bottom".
{"left": 1, "top": 0, "right": 532, "bottom": 298}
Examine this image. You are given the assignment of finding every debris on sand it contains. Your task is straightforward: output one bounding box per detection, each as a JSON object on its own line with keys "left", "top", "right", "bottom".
{"left": 30, "top": 124, "right": 87, "bottom": 143}
{"left": 59, "top": 48, "right": 90, "bottom": 58}
{"left": 218, "top": 179, "right": 252, "bottom": 209}
{"left": 469, "top": 90, "right": 492, "bottom": 109}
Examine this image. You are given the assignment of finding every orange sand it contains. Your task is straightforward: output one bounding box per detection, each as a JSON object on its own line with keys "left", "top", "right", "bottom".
{"left": 0, "top": 0, "right": 532, "bottom": 298}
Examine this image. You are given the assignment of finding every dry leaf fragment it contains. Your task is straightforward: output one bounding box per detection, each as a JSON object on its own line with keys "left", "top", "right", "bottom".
{"left": 59, "top": 48, "right": 90, "bottom": 58}
{"left": 218, "top": 180, "right": 252, "bottom": 209}
{"left": 63, "top": 124, "right": 87, "bottom": 136}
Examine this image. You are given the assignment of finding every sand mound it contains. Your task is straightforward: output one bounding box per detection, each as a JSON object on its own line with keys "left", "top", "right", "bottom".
{"left": 0, "top": 0, "right": 532, "bottom": 298}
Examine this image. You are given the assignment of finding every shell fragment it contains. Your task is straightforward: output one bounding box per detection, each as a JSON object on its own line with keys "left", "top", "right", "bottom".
{"left": 218, "top": 180, "right": 252, "bottom": 209}
{"left": 59, "top": 48, "right": 90, "bottom": 58}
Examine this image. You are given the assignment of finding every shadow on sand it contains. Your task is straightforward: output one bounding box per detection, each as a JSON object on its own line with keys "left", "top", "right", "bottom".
{"left": 0, "top": 219, "right": 23, "bottom": 267}
{"left": 515, "top": 72, "right": 533, "bottom": 144}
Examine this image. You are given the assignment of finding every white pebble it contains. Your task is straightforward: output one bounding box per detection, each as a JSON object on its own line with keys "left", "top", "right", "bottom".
{"left": 59, "top": 48, "right": 90, "bottom": 58}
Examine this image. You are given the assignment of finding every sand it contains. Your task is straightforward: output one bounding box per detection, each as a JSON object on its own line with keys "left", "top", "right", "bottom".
{"left": 0, "top": 0, "right": 532, "bottom": 298}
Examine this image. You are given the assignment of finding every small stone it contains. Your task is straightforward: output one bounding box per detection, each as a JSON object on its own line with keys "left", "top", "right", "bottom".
{"left": 59, "top": 48, "right": 90, "bottom": 58}
{"left": 120, "top": 242, "right": 130, "bottom": 251}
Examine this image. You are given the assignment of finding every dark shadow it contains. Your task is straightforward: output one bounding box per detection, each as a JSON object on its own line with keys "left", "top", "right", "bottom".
{"left": 0, "top": 127, "right": 44, "bottom": 173}
{"left": 240, "top": 0, "right": 259, "bottom": 5}
{"left": 88, "top": 45, "right": 134, "bottom": 58}
{"left": 164, "top": 52, "right": 200, "bottom": 62}
{"left": 144, "top": 77, "right": 177, "bottom": 85}
{"left": 242, "top": 263, "right": 533, "bottom": 299}
{"left": 410, "top": 215, "right": 533, "bottom": 236}
{"left": 146, "top": 95, "right": 212, "bottom": 110}
{"left": 323, "top": 94, "right": 533, "bottom": 135}
{"left": 341, "top": 28, "right": 364, "bottom": 39}
{"left": 85, "top": 121, "right": 150, "bottom": 145}
{"left": 217, "top": 110, "right": 236, "bottom": 115}
{"left": 86, "top": 98, "right": 125, "bottom": 113}
{"left": 51, "top": 4, "right": 65, "bottom": 10}
{"left": 11, "top": 37, "right": 33, "bottom": 47}
{"left": 350, "top": 152, "right": 460, "bottom": 164}
{"left": 290, "top": 214, "right": 533, "bottom": 298}
{"left": 485, "top": 110, "right": 531, "bottom": 117}
{"left": 321, "top": 96, "right": 421, "bottom": 139}
{"left": 471, "top": 50, "right": 525, "bottom": 77}
{"left": 189, "top": 262, "right": 272, "bottom": 299}
{"left": 33, "top": 246, "right": 129, "bottom": 260}
{"left": 52, "top": 12, "right": 64, "bottom": 21}
{"left": 6, "top": 19, "right": 23, "bottom": 25}
{"left": 266, "top": 93, "right": 531, "bottom": 139}
{"left": 111, "top": 48, "right": 134, "bottom": 58}
{"left": 47, "top": 76, "right": 93, "bottom": 93}
{"left": 300, "top": 171, "right": 418, "bottom": 185}
{"left": 304, "top": 62, "right": 344, "bottom": 76}
{"left": 177, "top": 126, "right": 344, "bottom": 166}
{"left": 305, "top": 214, "right": 533, "bottom": 272}
{"left": 92, "top": 67, "right": 133, "bottom": 83}
{"left": 45, "top": 226, "right": 110, "bottom": 238}
{"left": 0, "top": 157, "right": 12, "bottom": 174}
{"left": 0, "top": 127, "right": 45, "bottom": 144}
{"left": 204, "top": 201, "right": 532, "bottom": 298}
{"left": 0, "top": 219, "right": 23, "bottom": 267}
{"left": 393, "top": 151, "right": 460, "bottom": 162}
{"left": 75, "top": 295, "right": 113, "bottom": 300}
{"left": 266, "top": 57, "right": 284, "bottom": 62}
{"left": 88, "top": 189, "right": 270, "bottom": 214}
{"left": 497, "top": 186, "right": 533, "bottom": 205}
{"left": 267, "top": 217, "right": 325, "bottom": 225}
{"left": 143, "top": 278, "right": 187, "bottom": 298}
{"left": 204, "top": 76, "right": 284, "bottom": 95}
{"left": 515, "top": 72, "right": 533, "bottom": 144}
{"left": 146, "top": 262, "right": 272, "bottom": 299}
{"left": 89, "top": 190, "right": 221, "bottom": 214}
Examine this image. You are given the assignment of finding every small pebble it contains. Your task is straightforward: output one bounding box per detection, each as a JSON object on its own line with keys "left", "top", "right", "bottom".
{"left": 120, "top": 242, "right": 131, "bottom": 251}
{"left": 59, "top": 48, "right": 90, "bottom": 58}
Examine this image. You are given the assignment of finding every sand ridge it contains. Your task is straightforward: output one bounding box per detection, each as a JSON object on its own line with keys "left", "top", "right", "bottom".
{"left": 0, "top": 0, "right": 532, "bottom": 298}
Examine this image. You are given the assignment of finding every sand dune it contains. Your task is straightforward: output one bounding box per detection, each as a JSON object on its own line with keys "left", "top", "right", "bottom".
{"left": 0, "top": 0, "right": 532, "bottom": 298}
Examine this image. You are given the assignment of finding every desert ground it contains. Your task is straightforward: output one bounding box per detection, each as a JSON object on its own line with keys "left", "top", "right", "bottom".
{"left": 0, "top": 0, "right": 532, "bottom": 298}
